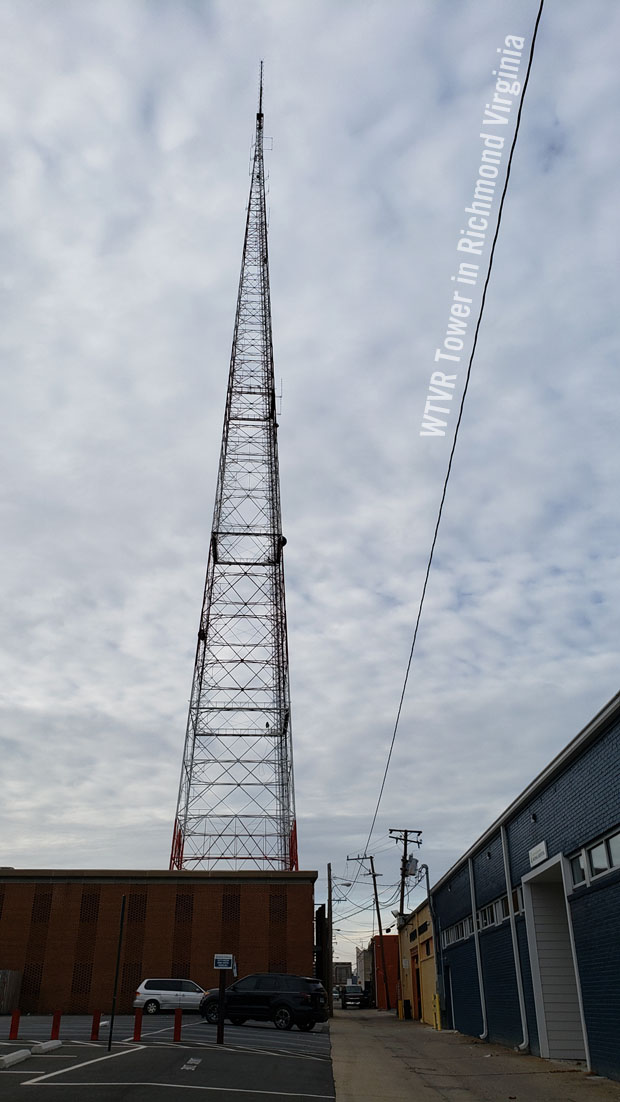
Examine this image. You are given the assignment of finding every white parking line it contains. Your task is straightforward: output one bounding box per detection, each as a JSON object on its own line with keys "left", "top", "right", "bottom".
{"left": 20, "top": 1083, "right": 335, "bottom": 1097}
{"left": 148, "top": 1042, "right": 198, "bottom": 1050}
{"left": 220, "top": 1044, "right": 329, "bottom": 1065}
{"left": 138, "top": 1039, "right": 329, "bottom": 1063}
{"left": 120, "top": 1025, "right": 174, "bottom": 1042}
{"left": 21, "top": 1045, "right": 142, "bottom": 1085}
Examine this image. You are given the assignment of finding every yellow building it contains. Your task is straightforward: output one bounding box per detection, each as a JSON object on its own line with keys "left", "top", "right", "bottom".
{"left": 398, "top": 900, "right": 439, "bottom": 1027}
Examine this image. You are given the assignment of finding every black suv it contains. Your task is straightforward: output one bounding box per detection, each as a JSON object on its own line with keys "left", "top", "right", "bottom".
{"left": 199, "top": 972, "right": 328, "bottom": 1031}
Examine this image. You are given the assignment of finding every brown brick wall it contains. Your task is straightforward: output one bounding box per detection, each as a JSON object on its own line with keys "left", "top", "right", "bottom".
{"left": 0, "top": 871, "right": 316, "bottom": 1014}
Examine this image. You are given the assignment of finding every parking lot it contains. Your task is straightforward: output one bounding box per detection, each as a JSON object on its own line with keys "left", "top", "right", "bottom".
{"left": 0, "top": 1014, "right": 334, "bottom": 1100}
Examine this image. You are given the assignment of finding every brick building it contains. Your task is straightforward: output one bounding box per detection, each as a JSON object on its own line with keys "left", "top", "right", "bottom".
{"left": 0, "top": 868, "right": 317, "bottom": 1014}
{"left": 432, "top": 690, "right": 620, "bottom": 1082}
{"left": 371, "top": 933, "right": 399, "bottom": 1010}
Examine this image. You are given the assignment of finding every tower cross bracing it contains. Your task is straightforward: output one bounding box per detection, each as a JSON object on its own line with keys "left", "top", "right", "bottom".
{"left": 170, "top": 71, "right": 298, "bottom": 871}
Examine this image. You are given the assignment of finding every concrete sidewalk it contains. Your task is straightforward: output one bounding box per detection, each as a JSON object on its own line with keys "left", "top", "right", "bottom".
{"left": 329, "top": 1009, "right": 620, "bottom": 1102}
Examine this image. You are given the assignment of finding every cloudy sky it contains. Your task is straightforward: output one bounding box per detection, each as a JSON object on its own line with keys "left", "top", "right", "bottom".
{"left": 2, "top": 0, "right": 619, "bottom": 962}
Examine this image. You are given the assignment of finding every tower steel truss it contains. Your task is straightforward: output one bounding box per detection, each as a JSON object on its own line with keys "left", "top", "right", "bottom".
{"left": 170, "top": 72, "right": 298, "bottom": 871}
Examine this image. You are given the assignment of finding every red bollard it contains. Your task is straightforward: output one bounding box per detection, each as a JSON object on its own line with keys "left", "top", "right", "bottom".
{"left": 173, "top": 1007, "right": 182, "bottom": 1043}
{"left": 90, "top": 1011, "right": 101, "bottom": 1041}
{"left": 9, "top": 1010, "right": 20, "bottom": 1041}
{"left": 50, "top": 1011, "right": 61, "bottom": 1040}
{"left": 133, "top": 1008, "right": 143, "bottom": 1042}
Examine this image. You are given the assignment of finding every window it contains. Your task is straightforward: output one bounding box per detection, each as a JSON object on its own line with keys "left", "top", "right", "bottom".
{"left": 477, "top": 905, "right": 494, "bottom": 930}
{"left": 182, "top": 981, "right": 202, "bottom": 993}
{"left": 569, "top": 826, "right": 620, "bottom": 887}
{"left": 571, "top": 854, "right": 586, "bottom": 886}
{"left": 588, "top": 842, "right": 610, "bottom": 877}
{"left": 441, "top": 914, "right": 474, "bottom": 948}
{"left": 233, "top": 976, "right": 257, "bottom": 992}
{"left": 442, "top": 926, "right": 455, "bottom": 948}
{"left": 256, "top": 976, "right": 279, "bottom": 992}
{"left": 608, "top": 832, "right": 620, "bottom": 868}
{"left": 442, "top": 885, "right": 525, "bottom": 949}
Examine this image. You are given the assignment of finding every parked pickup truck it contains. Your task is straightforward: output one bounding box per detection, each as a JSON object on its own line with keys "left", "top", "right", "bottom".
{"left": 340, "top": 984, "right": 364, "bottom": 1008}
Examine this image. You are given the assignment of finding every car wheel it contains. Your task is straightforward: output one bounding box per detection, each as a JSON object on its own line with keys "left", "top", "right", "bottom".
{"left": 143, "top": 1000, "right": 160, "bottom": 1015}
{"left": 297, "top": 1020, "right": 315, "bottom": 1031}
{"left": 202, "top": 1002, "right": 220, "bottom": 1025}
{"left": 273, "top": 1005, "right": 294, "bottom": 1031}
{"left": 229, "top": 1017, "right": 246, "bottom": 1026}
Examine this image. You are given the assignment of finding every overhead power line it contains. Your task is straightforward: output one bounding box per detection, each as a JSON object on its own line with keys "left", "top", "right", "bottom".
{"left": 362, "top": 0, "right": 546, "bottom": 858}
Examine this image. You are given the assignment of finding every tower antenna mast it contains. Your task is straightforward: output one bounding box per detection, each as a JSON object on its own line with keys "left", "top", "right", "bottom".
{"left": 170, "top": 67, "right": 298, "bottom": 871}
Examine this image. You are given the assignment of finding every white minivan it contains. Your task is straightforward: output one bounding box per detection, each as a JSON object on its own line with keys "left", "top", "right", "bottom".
{"left": 133, "top": 978, "right": 206, "bottom": 1014}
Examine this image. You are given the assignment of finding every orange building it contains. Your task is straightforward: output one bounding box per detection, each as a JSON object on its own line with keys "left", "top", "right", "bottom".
{"left": 0, "top": 868, "right": 317, "bottom": 1014}
{"left": 371, "top": 933, "right": 399, "bottom": 1010}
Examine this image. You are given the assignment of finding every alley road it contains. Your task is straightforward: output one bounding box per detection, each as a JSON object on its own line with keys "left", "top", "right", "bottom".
{"left": 331, "top": 1009, "right": 620, "bottom": 1102}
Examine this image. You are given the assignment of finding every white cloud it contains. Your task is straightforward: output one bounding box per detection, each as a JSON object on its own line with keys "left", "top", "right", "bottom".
{"left": 2, "top": 0, "right": 620, "bottom": 960}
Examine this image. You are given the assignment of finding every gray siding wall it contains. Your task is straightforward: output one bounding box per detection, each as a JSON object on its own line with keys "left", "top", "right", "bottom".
{"left": 530, "top": 881, "right": 585, "bottom": 1060}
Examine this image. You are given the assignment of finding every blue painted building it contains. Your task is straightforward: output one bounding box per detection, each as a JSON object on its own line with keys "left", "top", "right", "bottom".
{"left": 431, "top": 690, "right": 620, "bottom": 1081}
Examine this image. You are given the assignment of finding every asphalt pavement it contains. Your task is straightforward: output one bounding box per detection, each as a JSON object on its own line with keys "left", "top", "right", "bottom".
{"left": 330, "top": 1008, "right": 620, "bottom": 1102}
{"left": 0, "top": 1013, "right": 334, "bottom": 1100}
{"left": 6, "top": 1008, "right": 620, "bottom": 1100}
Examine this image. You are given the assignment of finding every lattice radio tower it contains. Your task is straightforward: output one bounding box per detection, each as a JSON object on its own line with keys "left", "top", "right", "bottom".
{"left": 170, "top": 68, "right": 298, "bottom": 872}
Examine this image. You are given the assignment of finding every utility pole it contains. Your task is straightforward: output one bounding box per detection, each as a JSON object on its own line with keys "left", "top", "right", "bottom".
{"left": 400, "top": 833, "right": 408, "bottom": 916}
{"left": 389, "top": 828, "right": 422, "bottom": 1019}
{"left": 327, "top": 862, "right": 333, "bottom": 1017}
{"left": 169, "top": 65, "right": 297, "bottom": 871}
{"left": 347, "top": 854, "right": 391, "bottom": 1012}
{"left": 389, "top": 828, "right": 422, "bottom": 917}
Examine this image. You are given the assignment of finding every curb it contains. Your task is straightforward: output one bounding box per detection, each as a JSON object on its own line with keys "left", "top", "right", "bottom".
{"left": 0, "top": 1049, "right": 31, "bottom": 1069}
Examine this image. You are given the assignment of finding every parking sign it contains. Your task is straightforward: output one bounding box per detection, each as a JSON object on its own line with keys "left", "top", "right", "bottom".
{"left": 213, "top": 954, "right": 234, "bottom": 970}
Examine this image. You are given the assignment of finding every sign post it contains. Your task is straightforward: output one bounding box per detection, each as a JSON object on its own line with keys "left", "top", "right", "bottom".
{"left": 107, "top": 895, "right": 126, "bottom": 1053}
{"left": 213, "top": 954, "right": 235, "bottom": 1046}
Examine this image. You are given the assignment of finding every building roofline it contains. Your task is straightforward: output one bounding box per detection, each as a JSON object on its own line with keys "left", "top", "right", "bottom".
{"left": 0, "top": 868, "right": 318, "bottom": 884}
{"left": 431, "top": 688, "right": 620, "bottom": 895}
